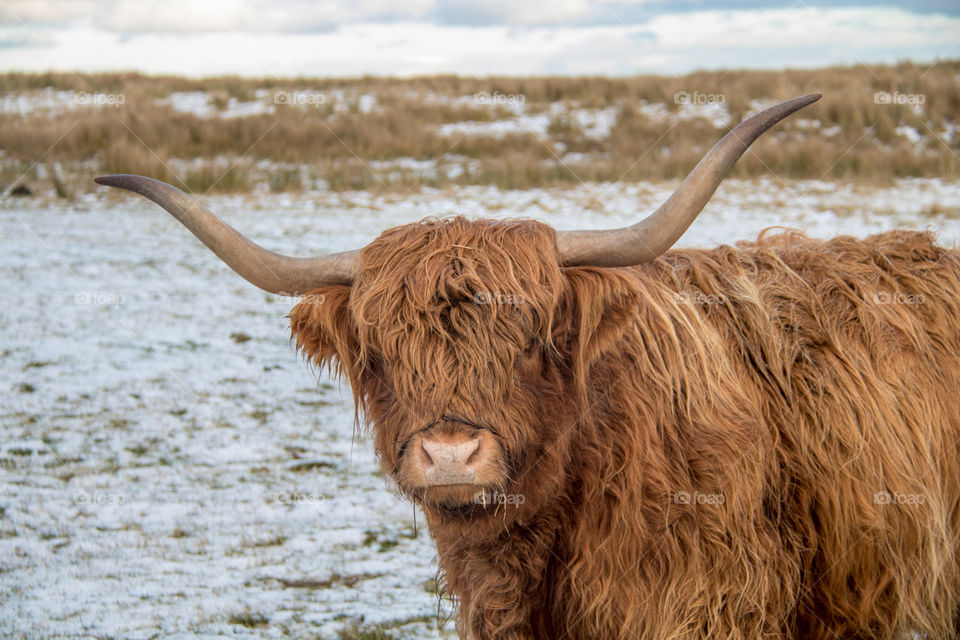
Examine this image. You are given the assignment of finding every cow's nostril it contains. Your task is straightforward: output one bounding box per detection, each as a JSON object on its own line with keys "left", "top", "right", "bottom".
{"left": 465, "top": 439, "right": 481, "bottom": 466}
{"left": 420, "top": 441, "right": 435, "bottom": 467}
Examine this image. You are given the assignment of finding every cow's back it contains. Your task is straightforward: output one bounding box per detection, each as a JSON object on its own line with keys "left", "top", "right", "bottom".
{"left": 649, "top": 229, "right": 960, "bottom": 638}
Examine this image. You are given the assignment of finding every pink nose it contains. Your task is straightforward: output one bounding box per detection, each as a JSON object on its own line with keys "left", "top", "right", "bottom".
{"left": 418, "top": 433, "right": 483, "bottom": 485}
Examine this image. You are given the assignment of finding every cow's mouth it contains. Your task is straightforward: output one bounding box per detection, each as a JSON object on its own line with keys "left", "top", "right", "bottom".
{"left": 411, "top": 484, "right": 507, "bottom": 516}
{"left": 415, "top": 483, "right": 487, "bottom": 505}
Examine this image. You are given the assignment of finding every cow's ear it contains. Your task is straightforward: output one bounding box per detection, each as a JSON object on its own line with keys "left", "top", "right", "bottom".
{"left": 559, "top": 267, "right": 640, "bottom": 377}
{"left": 289, "top": 286, "right": 359, "bottom": 384}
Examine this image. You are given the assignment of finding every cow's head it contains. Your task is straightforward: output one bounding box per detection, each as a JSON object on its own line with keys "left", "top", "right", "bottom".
{"left": 94, "top": 94, "right": 819, "bottom": 524}
{"left": 287, "top": 216, "right": 597, "bottom": 521}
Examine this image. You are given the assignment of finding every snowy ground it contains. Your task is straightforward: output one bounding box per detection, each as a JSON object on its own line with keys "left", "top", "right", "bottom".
{"left": 3, "top": 178, "right": 960, "bottom": 639}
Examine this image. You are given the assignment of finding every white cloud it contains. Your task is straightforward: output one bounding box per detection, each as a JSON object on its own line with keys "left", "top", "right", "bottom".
{"left": 0, "top": 0, "right": 438, "bottom": 33}
{"left": 0, "top": 1, "right": 97, "bottom": 25}
{"left": 0, "top": 6, "right": 955, "bottom": 76}
{"left": 104, "top": 0, "right": 260, "bottom": 33}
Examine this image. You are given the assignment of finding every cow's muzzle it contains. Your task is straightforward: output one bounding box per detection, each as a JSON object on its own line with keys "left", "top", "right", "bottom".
{"left": 398, "top": 418, "right": 506, "bottom": 503}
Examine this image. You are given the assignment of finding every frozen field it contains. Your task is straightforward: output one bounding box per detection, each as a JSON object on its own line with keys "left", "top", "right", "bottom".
{"left": 3, "top": 178, "right": 960, "bottom": 639}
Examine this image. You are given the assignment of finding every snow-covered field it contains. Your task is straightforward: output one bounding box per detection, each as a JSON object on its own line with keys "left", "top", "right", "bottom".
{"left": 3, "top": 178, "right": 960, "bottom": 639}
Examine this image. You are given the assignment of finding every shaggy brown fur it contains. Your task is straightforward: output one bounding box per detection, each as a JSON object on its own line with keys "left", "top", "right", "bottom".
{"left": 289, "top": 217, "right": 960, "bottom": 640}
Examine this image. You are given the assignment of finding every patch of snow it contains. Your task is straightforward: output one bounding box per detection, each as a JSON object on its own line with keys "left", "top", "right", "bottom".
{"left": 358, "top": 93, "right": 377, "bottom": 114}
{"left": 569, "top": 107, "right": 619, "bottom": 140}
{"left": 558, "top": 151, "right": 596, "bottom": 165}
{"left": 436, "top": 104, "right": 619, "bottom": 141}
{"left": 0, "top": 88, "right": 124, "bottom": 116}
{"left": 677, "top": 101, "right": 731, "bottom": 128}
{"left": 159, "top": 92, "right": 275, "bottom": 119}
{"left": 896, "top": 124, "right": 925, "bottom": 147}
{"left": 636, "top": 99, "right": 731, "bottom": 128}
{"left": 367, "top": 157, "right": 438, "bottom": 172}
{"left": 221, "top": 98, "right": 275, "bottom": 119}
{"left": 161, "top": 91, "right": 216, "bottom": 117}
{"left": 941, "top": 123, "right": 957, "bottom": 145}
{"left": 436, "top": 113, "right": 552, "bottom": 138}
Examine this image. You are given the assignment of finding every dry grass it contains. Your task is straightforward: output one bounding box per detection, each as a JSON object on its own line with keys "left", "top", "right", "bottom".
{"left": 0, "top": 61, "right": 957, "bottom": 195}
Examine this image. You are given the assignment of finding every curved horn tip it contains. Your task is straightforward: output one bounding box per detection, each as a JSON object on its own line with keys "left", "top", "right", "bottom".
{"left": 94, "top": 174, "right": 153, "bottom": 189}
{"left": 556, "top": 92, "right": 824, "bottom": 268}
{"left": 796, "top": 93, "right": 822, "bottom": 106}
{"left": 94, "top": 174, "right": 124, "bottom": 186}
{"left": 94, "top": 174, "right": 137, "bottom": 190}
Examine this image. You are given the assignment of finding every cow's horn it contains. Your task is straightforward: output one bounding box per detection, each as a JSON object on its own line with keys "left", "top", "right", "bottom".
{"left": 556, "top": 93, "right": 821, "bottom": 267}
{"left": 94, "top": 174, "right": 358, "bottom": 293}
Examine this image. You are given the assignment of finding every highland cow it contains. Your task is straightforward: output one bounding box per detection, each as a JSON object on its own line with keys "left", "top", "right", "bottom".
{"left": 95, "top": 94, "right": 960, "bottom": 639}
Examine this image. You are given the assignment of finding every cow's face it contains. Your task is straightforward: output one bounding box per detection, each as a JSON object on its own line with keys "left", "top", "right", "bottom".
{"left": 291, "top": 217, "right": 637, "bottom": 521}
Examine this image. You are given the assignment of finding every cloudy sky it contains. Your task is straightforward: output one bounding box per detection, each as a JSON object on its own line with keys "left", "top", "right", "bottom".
{"left": 0, "top": 0, "right": 957, "bottom": 77}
